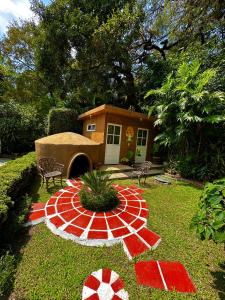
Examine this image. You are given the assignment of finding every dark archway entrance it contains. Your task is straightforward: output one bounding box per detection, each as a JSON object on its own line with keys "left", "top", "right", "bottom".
{"left": 69, "top": 154, "right": 91, "bottom": 178}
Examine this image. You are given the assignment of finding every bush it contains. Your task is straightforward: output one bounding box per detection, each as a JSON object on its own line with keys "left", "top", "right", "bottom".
{"left": 0, "top": 152, "right": 36, "bottom": 234}
{"left": 0, "top": 252, "right": 15, "bottom": 297}
{"left": 79, "top": 171, "right": 119, "bottom": 212}
{"left": 47, "top": 108, "right": 82, "bottom": 135}
{"left": 191, "top": 178, "right": 225, "bottom": 243}
{"left": 0, "top": 102, "right": 45, "bottom": 154}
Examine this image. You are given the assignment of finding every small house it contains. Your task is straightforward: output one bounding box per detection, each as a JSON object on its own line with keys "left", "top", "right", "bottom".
{"left": 35, "top": 104, "right": 156, "bottom": 178}
{"left": 79, "top": 104, "right": 156, "bottom": 165}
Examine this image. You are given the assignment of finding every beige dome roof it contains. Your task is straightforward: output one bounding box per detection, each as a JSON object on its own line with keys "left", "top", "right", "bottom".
{"left": 35, "top": 132, "right": 100, "bottom": 145}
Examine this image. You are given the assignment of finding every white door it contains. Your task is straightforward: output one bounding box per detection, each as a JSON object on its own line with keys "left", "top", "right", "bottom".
{"left": 105, "top": 123, "right": 122, "bottom": 164}
{"left": 135, "top": 128, "right": 148, "bottom": 163}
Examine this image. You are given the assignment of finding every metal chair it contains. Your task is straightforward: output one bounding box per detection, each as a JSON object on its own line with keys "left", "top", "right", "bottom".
{"left": 132, "top": 161, "right": 152, "bottom": 185}
{"left": 38, "top": 157, "right": 64, "bottom": 188}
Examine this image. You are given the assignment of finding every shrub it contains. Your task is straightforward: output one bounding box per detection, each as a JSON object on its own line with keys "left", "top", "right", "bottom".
{"left": 0, "top": 102, "right": 44, "bottom": 154}
{"left": 0, "top": 152, "right": 36, "bottom": 235}
{"left": 0, "top": 252, "right": 15, "bottom": 297}
{"left": 47, "top": 108, "right": 82, "bottom": 135}
{"left": 79, "top": 171, "right": 119, "bottom": 212}
{"left": 191, "top": 178, "right": 225, "bottom": 243}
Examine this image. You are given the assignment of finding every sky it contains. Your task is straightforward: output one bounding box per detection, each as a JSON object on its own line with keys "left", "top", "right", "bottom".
{"left": 0, "top": 0, "right": 50, "bottom": 37}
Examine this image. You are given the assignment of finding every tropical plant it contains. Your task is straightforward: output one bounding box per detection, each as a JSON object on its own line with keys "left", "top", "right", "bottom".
{"left": 145, "top": 59, "right": 225, "bottom": 181}
{"left": 121, "top": 150, "right": 134, "bottom": 166}
{"left": 79, "top": 171, "right": 119, "bottom": 212}
{"left": 191, "top": 178, "right": 225, "bottom": 243}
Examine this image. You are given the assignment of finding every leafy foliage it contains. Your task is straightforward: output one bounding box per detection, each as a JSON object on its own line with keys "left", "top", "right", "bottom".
{"left": 0, "top": 252, "right": 15, "bottom": 297}
{"left": 191, "top": 179, "right": 225, "bottom": 243}
{"left": 0, "top": 102, "right": 44, "bottom": 154}
{"left": 0, "top": 152, "right": 36, "bottom": 229}
{"left": 47, "top": 108, "right": 82, "bottom": 135}
{"left": 79, "top": 171, "right": 119, "bottom": 212}
{"left": 146, "top": 59, "right": 225, "bottom": 181}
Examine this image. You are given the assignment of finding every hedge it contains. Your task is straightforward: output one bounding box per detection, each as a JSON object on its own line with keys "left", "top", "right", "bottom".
{"left": 0, "top": 152, "right": 36, "bottom": 229}
{"left": 47, "top": 108, "right": 82, "bottom": 135}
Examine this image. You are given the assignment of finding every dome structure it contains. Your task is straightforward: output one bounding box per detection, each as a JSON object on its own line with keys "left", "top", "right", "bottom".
{"left": 35, "top": 132, "right": 102, "bottom": 178}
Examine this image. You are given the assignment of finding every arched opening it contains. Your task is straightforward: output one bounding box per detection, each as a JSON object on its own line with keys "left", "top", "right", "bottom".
{"left": 68, "top": 153, "right": 92, "bottom": 178}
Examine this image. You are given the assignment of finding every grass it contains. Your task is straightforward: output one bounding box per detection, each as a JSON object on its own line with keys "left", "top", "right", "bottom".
{"left": 10, "top": 177, "right": 224, "bottom": 300}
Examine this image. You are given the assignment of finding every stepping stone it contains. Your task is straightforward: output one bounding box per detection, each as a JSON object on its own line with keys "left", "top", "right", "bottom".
{"left": 154, "top": 176, "right": 171, "bottom": 184}
{"left": 82, "top": 269, "right": 129, "bottom": 300}
{"left": 24, "top": 203, "right": 46, "bottom": 226}
{"left": 135, "top": 260, "right": 197, "bottom": 293}
{"left": 122, "top": 228, "right": 161, "bottom": 259}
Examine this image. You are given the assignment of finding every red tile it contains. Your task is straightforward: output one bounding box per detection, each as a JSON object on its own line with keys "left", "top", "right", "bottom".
{"left": 60, "top": 210, "right": 80, "bottom": 222}
{"left": 125, "top": 201, "right": 141, "bottom": 208}
{"left": 124, "top": 206, "right": 140, "bottom": 216}
{"left": 28, "top": 210, "right": 45, "bottom": 221}
{"left": 72, "top": 201, "right": 81, "bottom": 208}
{"left": 85, "top": 294, "right": 99, "bottom": 300}
{"left": 90, "top": 218, "right": 107, "bottom": 230}
{"left": 57, "top": 197, "right": 72, "bottom": 205}
{"left": 141, "top": 202, "right": 148, "bottom": 209}
{"left": 31, "top": 203, "right": 45, "bottom": 211}
{"left": 72, "top": 215, "right": 92, "bottom": 228}
{"left": 105, "top": 211, "right": 114, "bottom": 217}
{"left": 57, "top": 203, "right": 73, "bottom": 213}
{"left": 60, "top": 191, "right": 74, "bottom": 197}
{"left": 84, "top": 275, "right": 100, "bottom": 290}
{"left": 102, "top": 268, "right": 112, "bottom": 283}
{"left": 88, "top": 230, "right": 108, "bottom": 239}
{"left": 123, "top": 234, "right": 149, "bottom": 257}
{"left": 159, "top": 261, "right": 197, "bottom": 293}
{"left": 95, "top": 212, "right": 105, "bottom": 217}
{"left": 118, "top": 212, "right": 137, "bottom": 224}
{"left": 139, "top": 209, "right": 148, "bottom": 219}
{"left": 46, "top": 206, "right": 55, "bottom": 216}
{"left": 112, "top": 227, "right": 131, "bottom": 238}
{"left": 64, "top": 225, "right": 84, "bottom": 237}
{"left": 137, "top": 227, "right": 160, "bottom": 248}
{"left": 130, "top": 219, "right": 145, "bottom": 230}
{"left": 135, "top": 261, "right": 164, "bottom": 289}
{"left": 111, "top": 278, "right": 124, "bottom": 293}
{"left": 84, "top": 210, "right": 95, "bottom": 216}
{"left": 48, "top": 197, "right": 57, "bottom": 205}
{"left": 78, "top": 207, "right": 87, "bottom": 213}
{"left": 107, "top": 216, "right": 125, "bottom": 230}
{"left": 112, "top": 295, "right": 122, "bottom": 300}
{"left": 49, "top": 215, "right": 64, "bottom": 228}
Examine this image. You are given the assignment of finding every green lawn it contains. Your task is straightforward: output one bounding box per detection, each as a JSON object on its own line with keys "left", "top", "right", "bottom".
{"left": 11, "top": 177, "right": 224, "bottom": 300}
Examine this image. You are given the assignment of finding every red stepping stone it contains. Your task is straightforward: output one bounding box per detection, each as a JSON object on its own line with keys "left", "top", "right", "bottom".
{"left": 123, "top": 234, "right": 149, "bottom": 259}
{"left": 137, "top": 227, "right": 161, "bottom": 249}
{"left": 31, "top": 202, "right": 45, "bottom": 211}
{"left": 82, "top": 269, "right": 128, "bottom": 300}
{"left": 25, "top": 208, "right": 45, "bottom": 226}
{"left": 88, "top": 230, "right": 108, "bottom": 240}
{"left": 135, "top": 260, "right": 197, "bottom": 293}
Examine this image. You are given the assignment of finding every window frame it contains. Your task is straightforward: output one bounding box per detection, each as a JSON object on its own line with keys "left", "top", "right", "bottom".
{"left": 87, "top": 123, "right": 96, "bottom": 132}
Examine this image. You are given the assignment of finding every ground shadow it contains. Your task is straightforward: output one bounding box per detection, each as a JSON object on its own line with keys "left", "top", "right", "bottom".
{"left": 210, "top": 261, "right": 225, "bottom": 300}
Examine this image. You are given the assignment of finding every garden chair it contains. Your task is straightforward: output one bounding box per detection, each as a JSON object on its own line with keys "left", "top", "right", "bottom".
{"left": 132, "top": 161, "right": 152, "bottom": 185}
{"left": 38, "top": 157, "right": 64, "bottom": 188}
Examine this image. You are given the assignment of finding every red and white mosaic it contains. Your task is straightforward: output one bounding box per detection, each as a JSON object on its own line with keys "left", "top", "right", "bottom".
{"left": 25, "top": 179, "right": 161, "bottom": 259}
{"left": 82, "top": 268, "right": 128, "bottom": 300}
{"left": 135, "top": 260, "right": 197, "bottom": 293}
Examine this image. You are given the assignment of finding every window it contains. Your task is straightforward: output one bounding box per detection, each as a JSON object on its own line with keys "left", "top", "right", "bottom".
{"left": 87, "top": 124, "right": 96, "bottom": 131}
{"left": 106, "top": 124, "right": 121, "bottom": 145}
{"left": 137, "top": 129, "right": 148, "bottom": 146}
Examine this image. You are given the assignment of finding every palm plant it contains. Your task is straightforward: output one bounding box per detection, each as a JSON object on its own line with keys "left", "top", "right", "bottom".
{"left": 145, "top": 59, "right": 225, "bottom": 180}
{"left": 80, "top": 170, "right": 119, "bottom": 212}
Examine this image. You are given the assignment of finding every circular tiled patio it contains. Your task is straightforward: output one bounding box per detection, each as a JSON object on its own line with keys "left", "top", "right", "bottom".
{"left": 44, "top": 181, "right": 149, "bottom": 246}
